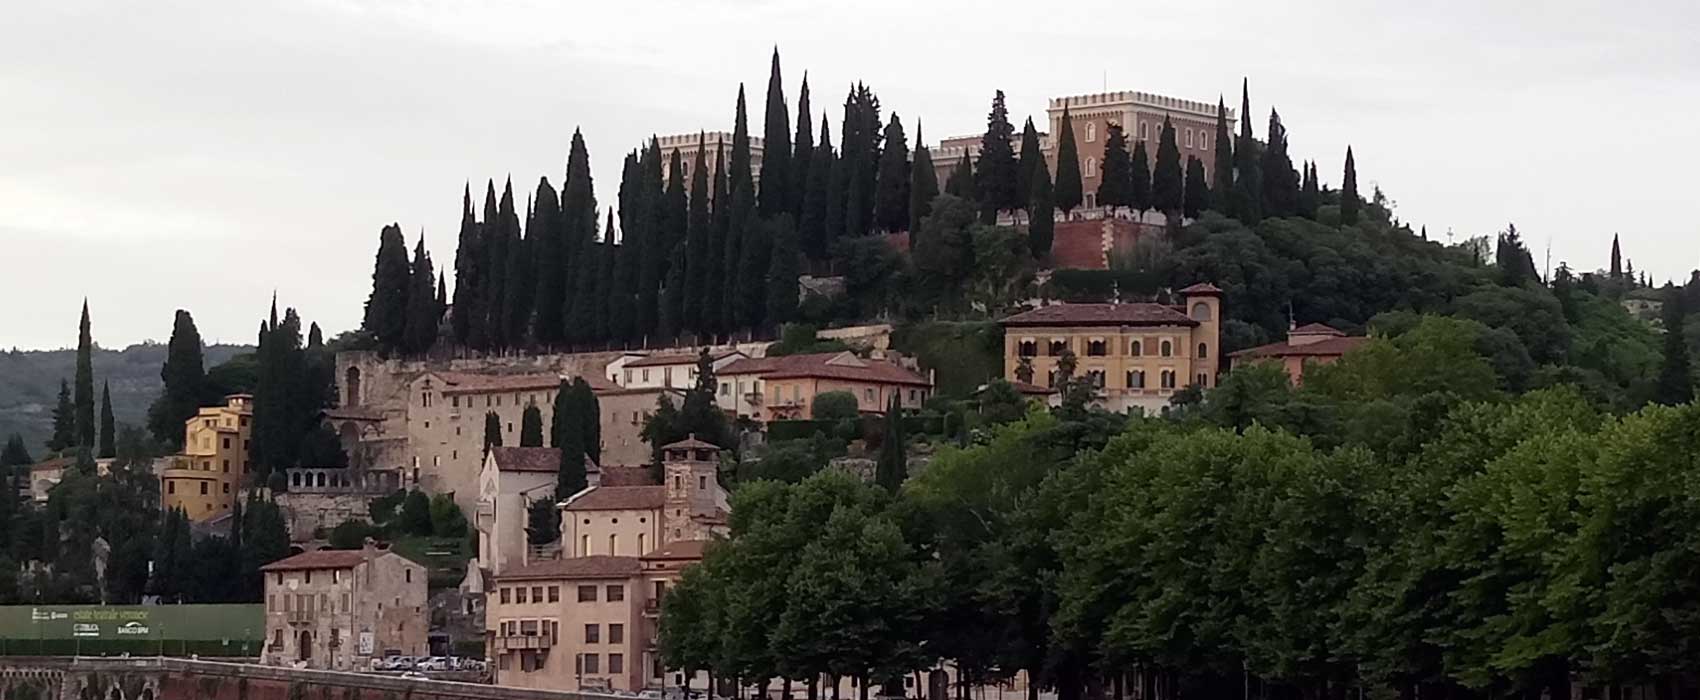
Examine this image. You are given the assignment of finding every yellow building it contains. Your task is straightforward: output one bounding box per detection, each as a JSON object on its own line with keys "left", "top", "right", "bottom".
{"left": 161, "top": 393, "right": 253, "bottom": 520}
{"left": 998, "top": 284, "right": 1222, "bottom": 414}
{"left": 715, "top": 351, "right": 933, "bottom": 422}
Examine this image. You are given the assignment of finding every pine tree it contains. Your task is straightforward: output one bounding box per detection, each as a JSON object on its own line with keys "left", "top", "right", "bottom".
{"left": 98, "top": 382, "right": 115, "bottom": 458}
{"left": 404, "top": 234, "right": 438, "bottom": 355}
{"left": 1610, "top": 234, "right": 1623, "bottom": 280}
{"left": 1656, "top": 284, "right": 1693, "bottom": 405}
{"left": 1028, "top": 156, "right": 1055, "bottom": 259}
{"left": 519, "top": 404, "right": 544, "bottom": 447}
{"left": 451, "top": 184, "right": 482, "bottom": 347}
{"left": 909, "top": 120, "right": 940, "bottom": 233}
{"left": 766, "top": 215, "right": 801, "bottom": 326}
{"left": 1130, "top": 138, "right": 1153, "bottom": 213}
{"left": 801, "top": 118, "right": 836, "bottom": 262}
{"left": 791, "top": 73, "right": 814, "bottom": 221}
{"left": 530, "top": 177, "right": 565, "bottom": 345}
{"left": 1340, "top": 146, "right": 1361, "bottom": 225}
{"left": 1054, "top": 106, "right": 1084, "bottom": 214}
{"left": 561, "top": 129, "right": 599, "bottom": 345}
{"left": 149, "top": 310, "right": 205, "bottom": 448}
{"left": 1259, "top": 108, "right": 1301, "bottom": 218}
{"left": 74, "top": 301, "right": 95, "bottom": 450}
{"left": 1232, "top": 80, "right": 1263, "bottom": 223}
{"left": 1152, "top": 117, "right": 1185, "bottom": 215}
{"left": 874, "top": 393, "right": 906, "bottom": 492}
{"left": 1184, "top": 156, "right": 1210, "bottom": 219}
{"left": 48, "top": 380, "right": 74, "bottom": 453}
{"left": 759, "top": 48, "right": 791, "bottom": 216}
{"left": 365, "top": 224, "right": 414, "bottom": 354}
{"left": 683, "top": 134, "right": 713, "bottom": 335}
{"left": 1017, "top": 117, "right": 1042, "bottom": 206}
{"left": 974, "top": 90, "right": 1020, "bottom": 221}
{"left": 483, "top": 411, "right": 502, "bottom": 453}
{"left": 873, "top": 114, "right": 911, "bottom": 232}
{"left": 945, "top": 152, "right": 974, "bottom": 199}
{"left": 1096, "top": 123, "right": 1133, "bottom": 210}
{"left": 1211, "top": 97, "right": 1234, "bottom": 212}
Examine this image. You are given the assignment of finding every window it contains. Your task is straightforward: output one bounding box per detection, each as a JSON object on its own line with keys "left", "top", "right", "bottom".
{"left": 1127, "top": 370, "right": 1145, "bottom": 389}
{"left": 1160, "top": 340, "right": 1173, "bottom": 357}
{"left": 609, "top": 534, "right": 617, "bottom": 554}
{"left": 1197, "top": 373, "right": 1210, "bottom": 386}
{"left": 1085, "top": 157, "right": 1097, "bottom": 178}
{"left": 405, "top": 568, "right": 412, "bottom": 583}
{"left": 1197, "top": 343, "right": 1209, "bottom": 359}
{"left": 1141, "top": 122, "right": 1150, "bottom": 140}
{"left": 1130, "top": 340, "right": 1142, "bottom": 356}
{"left": 908, "top": 389, "right": 917, "bottom": 401}
{"left": 1185, "top": 128, "right": 1193, "bottom": 148}
{"left": 719, "top": 382, "right": 730, "bottom": 396}
{"left": 585, "top": 623, "right": 600, "bottom": 644}
{"left": 500, "top": 587, "right": 510, "bottom": 604}
{"left": 1086, "top": 370, "right": 1105, "bottom": 388}
{"left": 221, "top": 459, "right": 229, "bottom": 473}
{"left": 531, "top": 586, "right": 543, "bottom": 602}
{"left": 222, "top": 437, "right": 231, "bottom": 449}
{"left": 451, "top": 396, "right": 459, "bottom": 408}
{"left": 1161, "top": 370, "right": 1177, "bottom": 389}
{"left": 548, "top": 586, "right": 560, "bottom": 603}
{"left": 1087, "top": 339, "right": 1107, "bottom": 357}
{"left": 1190, "top": 302, "right": 1212, "bottom": 321}
{"left": 420, "top": 392, "right": 432, "bottom": 408}
{"left": 653, "top": 581, "right": 667, "bottom": 600}
{"left": 168, "top": 482, "right": 175, "bottom": 495}
{"left": 1199, "top": 136, "right": 1207, "bottom": 151}
{"left": 1085, "top": 122, "right": 1096, "bottom": 142}
{"left": 222, "top": 483, "right": 230, "bottom": 494}
{"left": 864, "top": 388, "right": 874, "bottom": 402}
{"left": 582, "top": 654, "right": 600, "bottom": 674}
{"left": 497, "top": 655, "right": 511, "bottom": 671}
{"left": 516, "top": 587, "right": 528, "bottom": 604}
{"left": 1018, "top": 340, "right": 1037, "bottom": 357}
{"left": 609, "top": 653, "right": 625, "bottom": 674}
{"left": 507, "top": 422, "right": 513, "bottom": 433}
{"left": 1085, "top": 193, "right": 1097, "bottom": 208}
{"left": 698, "top": 475, "right": 707, "bottom": 490}
{"left": 624, "top": 370, "right": 633, "bottom": 384}
{"left": 581, "top": 534, "right": 590, "bottom": 556}
{"left": 200, "top": 482, "right": 208, "bottom": 495}
{"left": 1048, "top": 339, "right": 1068, "bottom": 356}
{"left": 578, "top": 585, "right": 597, "bottom": 602}
{"left": 638, "top": 533, "right": 646, "bottom": 552}
{"left": 272, "top": 629, "right": 283, "bottom": 648}
{"left": 607, "top": 584, "right": 624, "bottom": 602}
{"left": 641, "top": 369, "right": 651, "bottom": 382}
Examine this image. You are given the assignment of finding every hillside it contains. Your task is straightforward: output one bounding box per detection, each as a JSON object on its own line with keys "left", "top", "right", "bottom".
{"left": 0, "top": 343, "right": 250, "bottom": 454}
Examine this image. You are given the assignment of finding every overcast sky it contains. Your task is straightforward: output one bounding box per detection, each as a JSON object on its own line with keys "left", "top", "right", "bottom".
{"left": 3, "top": 0, "right": 1697, "bottom": 350}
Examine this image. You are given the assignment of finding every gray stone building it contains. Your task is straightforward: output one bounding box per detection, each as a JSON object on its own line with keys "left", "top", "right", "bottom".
{"left": 260, "top": 544, "right": 428, "bottom": 670}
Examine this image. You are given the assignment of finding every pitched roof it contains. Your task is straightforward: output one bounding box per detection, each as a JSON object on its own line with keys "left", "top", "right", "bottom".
{"left": 322, "top": 406, "right": 385, "bottom": 422}
{"left": 261, "top": 549, "right": 376, "bottom": 571}
{"left": 490, "top": 446, "right": 562, "bottom": 473}
{"left": 29, "top": 457, "right": 75, "bottom": 473}
{"left": 1289, "top": 323, "right": 1345, "bottom": 337}
{"left": 564, "top": 485, "right": 666, "bottom": 512}
{"left": 1000, "top": 303, "right": 1198, "bottom": 328}
{"left": 642, "top": 539, "right": 711, "bottom": 561}
{"left": 662, "top": 435, "right": 721, "bottom": 451}
{"left": 1230, "top": 335, "right": 1370, "bottom": 359}
{"left": 593, "top": 465, "right": 656, "bottom": 487}
{"left": 494, "top": 555, "right": 642, "bottom": 582}
{"left": 1178, "top": 282, "right": 1224, "bottom": 295}
{"left": 432, "top": 372, "right": 565, "bottom": 395}
{"left": 623, "top": 350, "right": 739, "bottom": 368}
{"left": 1007, "top": 380, "right": 1056, "bottom": 396}
{"left": 718, "top": 352, "right": 930, "bottom": 387}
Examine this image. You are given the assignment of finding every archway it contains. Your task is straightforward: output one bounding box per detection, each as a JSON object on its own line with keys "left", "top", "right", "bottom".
{"left": 298, "top": 630, "right": 313, "bottom": 663}
{"left": 344, "top": 367, "right": 362, "bottom": 407}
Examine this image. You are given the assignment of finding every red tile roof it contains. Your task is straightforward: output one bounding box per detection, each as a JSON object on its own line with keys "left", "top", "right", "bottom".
{"left": 1289, "top": 323, "right": 1345, "bottom": 337}
{"left": 1000, "top": 303, "right": 1198, "bottom": 328}
{"left": 642, "top": 540, "right": 711, "bottom": 561}
{"left": 719, "top": 352, "right": 930, "bottom": 387}
{"left": 494, "top": 555, "right": 642, "bottom": 582}
{"left": 1178, "top": 282, "right": 1224, "bottom": 295}
{"left": 662, "top": 435, "right": 722, "bottom": 451}
{"left": 594, "top": 465, "right": 656, "bottom": 487}
{"left": 322, "top": 407, "right": 385, "bottom": 422}
{"left": 1230, "top": 335, "right": 1369, "bottom": 359}
{"left": 1007, "top": 380, "right": 1056, "bottom": 396}
{"left": 433, "top": 372, "right": 565, "bottom": 395}
{"left": 623, "top": 350, "right": 740, "bottom": 368}
{"left": 261, "top": 548, "right": 390, "bottom": 572}
{"left": 29, "top": 457, "right": 75, "bottom": 473}
{"left": 564, "top": 485, "right": 666, "bottom": 512}
{"left": 491, "top": 447, "right": 561, "bottom": 473}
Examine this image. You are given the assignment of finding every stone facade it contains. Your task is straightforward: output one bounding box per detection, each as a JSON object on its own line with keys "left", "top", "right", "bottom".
{"left": 260, "top": 546, "right": 429, "bottom": 671}
{"left": 1047, "top": 91, "right": 1231, "bottom": 210}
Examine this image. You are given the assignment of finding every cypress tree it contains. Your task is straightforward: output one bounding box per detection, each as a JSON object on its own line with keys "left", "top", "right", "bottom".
{"left": 683, "top": 134, "right": 712, "bottom": 334}
{"left": 1054, "top": 106, "right": 1084, "bottom": 214}
{"left": 150, "top": 310, "right": 205, "bottom": 448}
{"left": 530, "top": 177, "right": 564, "bottom": 344}
{"left": 974, "top": 90, "right": 1020, "bottom": 220}
{"left": 944, "top": 152, "right": 974, "bottom": 199}
{"left": 404, "top": 233, "right": 438, "bottom": 355}
{"left": 48, "top": 380, "right": 74, "bottom": 453}
{"left": 1152, "top": 117, "right": 1184, "bottom": 215}
{"left": 499, "top": 180, "right": 531, "bottom": 348}
{"left": 637, "top": 140, "right": 665, "bottom": 340}
{"left": 725, "top": 88, "right": 757, "bottom": 333}
{"left": 1096, "top": 123, "right": 1133, "bottom": 210}
{"left": 477, "top": 181, "right": 504, "bottom": 350}
{"left": 735, "top": 205, "right": 771, "bottom": 330}
{"left": 1130, "top": 139, "right": 1153, "bottom": 213}
{"left": 1, "top": 435, "right": 31, "bottom": 468}
{"left": 74, "top": 300, "right": 95, "bottom": 450}
{"left": 1028, "top": 156, "right": 1055, "bottom": 259}
{"left": 483, "top": 410, "right": 502, "bottom": 453}
{"left": 1259, "top": 108, "right": 1301, "bottom": 218}
{"left": 839, "top": 83, "right": 883, "bottom": 239}
{"left": 366, "top": 223, "right": 414, "bottom": 354}
{"left": 1610, "top": 234, "right": 1623, "bottom": 280}
{"left": 705, "top": 141, "right": 731, "bottom": 337}
{"left": 610, "top": 153, "right": 640, "bottom": 343}
{"left": 759, "top": 48, "right": 791, "bottom": 216}
{"left": 1211, "top": 97, "right": 1235, "bottom": 212}
{"left": 822, "top": 120, "right": 846, "bottom": 256}
{"left": 1017, "top": 117, "right": 1042, "bottom": 205}
{"left": 436, "top": 271, "right": 447, "bottom": 321}
{"left": 909, "top": 120, "right": 939, "bottom": 232}
{"left": 1232, "top": 80, "right": 1263, "bottom": 223}
{"left": 574, "top": 377, "right": 601, "bottom": 467}
{"left": 874, "top": 392, "right": 906, "bottom": 492}
{"left": 801, "top": 118, "right": 835, "bottom": 261}
{"left": 1341, "top": 146, "right": 1361, "bottom": 225}
{"left": 872, "top": 114, "right": 911, "bottom": 233}
{"left": 519, "top": 404, "right": 543, "bottom": 447}
{"left": 98, "top": 382, "right": 115, "bottom": 459}
{"left": 766, "top": 215, "right": 800, "bottom": 326}
{"left": 1300, "top": 161, "right": 1321, "bottom": 219}
{"left": 791, "top": 73, "right": 814, "bottom": 221}
{"left": 663, "top": 148, "right": 688, "bottom": 263}
{"left": 592, "top": 210, "right": 616, "bottom": 343}
{"left": 451, "top": 184, "right": 482, "bottom": 347}
{"left": 1183, "top": 156, "right": 1210, "bottom": 219}
{"left": 660, "top": 242, "right": 688, "bottom": 340}
{"left": 561, "top": 129, "right": 598, "bottom": 344}
{"left": 1656, "top": 284, "right": 1693, "bottom": 405}
{"left": 553, "top": 379, "right": 595, "bottom": 499}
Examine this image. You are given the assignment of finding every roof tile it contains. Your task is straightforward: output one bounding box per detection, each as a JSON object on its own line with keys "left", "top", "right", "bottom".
{"left": 495, "top": 555, "right": 642, "bottom": 581}
{"left": 564, "top": 485, "right": 666, "bottom": 512}
{"left": 1000, "top": 303, "right": 1197, "bottom": 328}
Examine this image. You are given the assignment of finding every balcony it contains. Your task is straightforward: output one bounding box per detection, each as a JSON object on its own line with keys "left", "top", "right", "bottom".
{"left": 286, "top": 610, "right": 315, "bottom": 625}
{"left": 495, "top": 634, "right": 555, "bottom": 651}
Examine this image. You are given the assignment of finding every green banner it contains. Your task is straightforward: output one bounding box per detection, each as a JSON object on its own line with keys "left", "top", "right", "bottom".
{"left": 0, "top": 605, "right": 263, "bottom": 656}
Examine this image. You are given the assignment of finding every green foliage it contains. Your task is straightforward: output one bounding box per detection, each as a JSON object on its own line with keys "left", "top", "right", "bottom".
{"left": 328, "top": 519, "right": 381, "bottom": 549}
{"left": 1258, "top": 109, "right": 1300, "bottom": 218}
{"left": 1054, "top": 106, "right": 1083, "bottom": 214}
{"left": 1183, "top": 155, "right": 1209, "bottom": 219}
{"left": 1655, "top": 284, "right": 1693, "bottom": 405}
{"left": 768, "top": 324, "right": 852, "bottom": 357}
{"left": 519, "top": 404, "right": 543, "bottom": 447}
{"left": 758, "top": 48, "right": 791, "bottom": 217}
{"left": 974, "top": 90, "right": 1020, "bottom": 219}
{"left": 482, "top": 410, "right": 501, "bottom": 452}
{"left": 1095, "top": 123, "right": 1133, "bottom": 209}
{"left": 362, "top": 224, "right": 411, "bottom": 354}
{"left": 47, "top": 380, "right": 75, "bottom": 454}
{"left": 526, "top": 497, "right": 560, "bottom": 546}
{"left": 97, "top": 383, "right": 114, "bottom": 459}
{"left": 1027, "top": 155, "right": 1055, "bottom": 259}
{"left": 400, "top": 490, "right": 432, "bottom": 537}
{"left": 890, "top": 321, "right": 1003, "bottom": 399}
{"left": 551, "top": 378, "right": 599, "bottom": 499}
{"left": 911, "top": 194, "right": 976, "bottom": 307}
{"left": 873, "top": 114, "right": 910, "bottom": 233}
{"left": 1340, "top": 146, "right": 1360, "bottom": 224}
{"left": 1151, "top": 117, "right": 1184, "bottom": 215}
{"left": 974, "top": 378, "right": 1028, "bottom": 426}
{"left": 811, "top": 391, "right": 860, "bottom": 422}
{"left": 428, "top": 493, "right": 467, "bottom": 538}
{"left": 148, "top": 309, "right": 207, "bottom": 449}
{"left": 73, "top": 303, "right": 96, "bottom": 451}
{"left": 765, "top": 215, "right": 801, "bottom": 326}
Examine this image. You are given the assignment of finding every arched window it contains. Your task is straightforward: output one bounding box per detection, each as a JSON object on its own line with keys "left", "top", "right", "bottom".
{"left": 1127, "top": 370, "right": 1145, "bottom": 389}
{"left": 1018, "top": 340, "right": 1037, "bottom": 357}
{"left": 1160, "top": 340, "right": 1173, "bottom": 357}
{"left": 1085, "top": 157, "right": 1097, "bottom": 178}
{"left": 1161, "top": 370, "right": 1176, "bottom": 389}
{"left": 1086, "top": 122, "right": 1097, "bottom": 143}
{"left": 1190, "top": 302, "right": 1212, "bottom": 321}
{"left": 345, "top": 367, "right": 362, "bottom": 407}
{"left": 1087, "top": 339, "right": 1107, "bottom": 357}
{"left": 1198, "top": 343, "right": 1209, "bottom": 359}
{"left": 1130, "top": 340, "right": 1142, "bottom": 357}
{"left": 1048, "top": 339, "right": 1069, "bottom": 356}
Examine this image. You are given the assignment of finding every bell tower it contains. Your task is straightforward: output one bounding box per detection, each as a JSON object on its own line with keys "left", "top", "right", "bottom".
{"left": 661, "top": 434, "right": 722, "bottom": 544}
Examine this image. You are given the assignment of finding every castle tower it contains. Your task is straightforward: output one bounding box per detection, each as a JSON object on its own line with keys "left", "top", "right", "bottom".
{"left": 661, "top": 434, "right": 722, "bottom": 544}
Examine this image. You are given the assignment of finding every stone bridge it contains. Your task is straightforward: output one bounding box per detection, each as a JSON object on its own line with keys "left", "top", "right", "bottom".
{"left": 0, "top": 657, "right": 615, "bottom": 700}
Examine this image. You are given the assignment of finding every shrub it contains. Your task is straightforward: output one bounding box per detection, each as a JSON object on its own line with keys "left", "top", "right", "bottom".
{"left": 811, "top": 391, "right": 860, "bottom": 421}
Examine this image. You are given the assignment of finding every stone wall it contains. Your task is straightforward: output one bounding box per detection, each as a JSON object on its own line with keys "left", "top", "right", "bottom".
{"left": 276, "top": 491, "right": 372, "bottom": 542}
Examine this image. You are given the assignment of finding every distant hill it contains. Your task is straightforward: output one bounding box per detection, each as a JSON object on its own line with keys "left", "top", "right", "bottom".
{"left": 0, "top": 343, "right": 250, "bottom": 456}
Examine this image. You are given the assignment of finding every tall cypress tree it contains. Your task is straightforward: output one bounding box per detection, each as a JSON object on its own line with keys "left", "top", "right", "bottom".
{"left": 48, "top": 380, "right": 74, "bottom": 453}
{"left": 724, "top": 88, "right": 757, "bottom": 333}
{"left": 766, "top": 215, "right": 800, "bottom": 326}
{"left": 944, "top": 152, "right": 974, "bottom": 199}
{"left": 592, "top": 210, "right": 616, "bottom": 343}
{"left": 704, "top": 142, "right": 731, "bottom": 337}
{"left": 609, "top": 153, "right": 640, "bottom": 343}
{"left": 436, "top": 271, "right": 447, "bottom": 321}
{"left": 822, "top": 119, "right": 847, "bottom": 256}
{"left": 1130, "top": 139, "right": 1153, "bottom": 213}
{"left": 451, "top": 184, "right": 482, "bottom": 347}
{"left": 1054, "top": 106, "right": 1084, "bottom": 214}
{"left": 909, "top": 120, "right": 939, "bottom": 233}
{"left": 519, "top": 404, "right": 544, "bottom": 447}
{"left": 759, "top": 48, "right": 791, "bottom": 217}
{"left": 1232, "top": 80, "right": 1263, "bottom": 223}
{"left": 974, "top": 90, "right": 1020, "bottom": 221}
{"left": 659, "top": 243, "right": 687, "bottom": 340}
{"left": 1656, "top": 284, "right": 1693, "bottom": 405}
{"left": 98, "top": 382, "right": 115, "bottom": 459}
{"left": 1211, "top": 97, "right": 1235, "bottom": 213}
{"left": 1298, "top": 161, "right": 1320, "bottom": 219}
{"left": 483, "top": 411, "right": 502, "bottom": 453}
{"left": 477, "top": 181, "right": 504, "bottom": 350}
{"left": 404, "top": 233, "right": 438, "bottom": 354}
{"left": 683, "top": 134, "right": 712, "bottom": 334}
{"left": 801, "top": 118, "right": 835, "bottom": 261}
{"left": 500, "top": 180, "right": 531, "bottom": 348}
{"left": 1259, "top": 108, "right": 1301, "bottom": 218}
{"left": 1152, "top": 117, "right": 1184, "bottom": 215}
{"left": 530, "top": 178, "right": 564, "bottom": 345}
{"left": 1017, "top": 117, "right": 1042, "bottom": 206}
{"left": 1610, "top": 234, "right": 1623, "bottom": 280}
{"left": 840, "top": 83, "right": 882, "bottom": 239}
{"left": 1028, "top": 156, "right": 1055, "bottom": 259}
{"left": 637, "top": 140, "right": 666, "bottom": 340}
{"left": 872, "top": 114, "right": 911, "bottom": 232}
{"left": 150, "top": 310, "right": 205, "bottom": 448}
{"left": 1340, "top": 146, "right": 1361, "bottom": 225}
{"left": 364, "top": 224, "right": 412, "bottom": 354}
{"left": 1183, "top": 156, "right": 1210, "bottom": 219}
{"left": 874, "top": 392, "right": 906, "bottom": 492}
{"left": 1095, "top": 123, "right": 1133, "bottom": 210}
{"left": 791, "top": 73, "right": 814, "bottom": 221}
{"left": 662, "top": 148, "right": 689, "bottom": 314}
{"left": 561, "top": 129, "right": 598, "bottom": 345}
{"left": 735, "top": 204, "right": 770, "bottom": 330}
{"left": 74, "top": 301, "right": 95, "bottom": 450}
